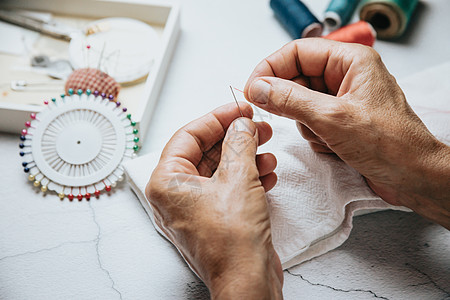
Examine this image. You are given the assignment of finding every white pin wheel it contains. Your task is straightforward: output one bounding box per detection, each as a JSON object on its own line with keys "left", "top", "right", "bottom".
{"left": 19, "top": 89, "right": 139, "bottom": 201}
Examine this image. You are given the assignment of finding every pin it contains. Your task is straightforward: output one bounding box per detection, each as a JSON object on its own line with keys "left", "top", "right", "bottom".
{"left": 229, "top": 86, "right": 243, "bottom": 117}
{"left": 81, "top": 45, "right": 92, "bottom": 92}
{"left": 97, "top": 42, "right": 106, "bottom": 72}
{"left": 85, "top": 44, "right": 90, "bottom": 69}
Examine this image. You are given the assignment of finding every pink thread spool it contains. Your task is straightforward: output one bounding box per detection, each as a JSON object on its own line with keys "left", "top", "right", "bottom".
{"left": 324, "top": 21, "right": 376, "bottom": 47}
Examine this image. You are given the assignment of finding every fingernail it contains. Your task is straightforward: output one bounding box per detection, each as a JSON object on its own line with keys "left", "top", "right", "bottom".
{"left": 233, "top": 118, "right": 256, "bottom": 135}
{"left": 250, "top": 80, "right": 270, "bottom": 104}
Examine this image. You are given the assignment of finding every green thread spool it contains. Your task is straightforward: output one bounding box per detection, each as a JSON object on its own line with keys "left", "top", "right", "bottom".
{"left": 359, "top": 0, "right": 419, "bottom": 39}
{"left": 324, "top": 0, "right": 361, "bottom": 31}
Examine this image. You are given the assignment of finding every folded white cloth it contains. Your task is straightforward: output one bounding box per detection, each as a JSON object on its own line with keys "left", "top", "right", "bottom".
{"left": 124, "top": 62, "right": 450, "bottom": 271}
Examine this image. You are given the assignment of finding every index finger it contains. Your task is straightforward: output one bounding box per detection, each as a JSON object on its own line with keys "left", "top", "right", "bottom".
{"left": 244, "top": 38, "right": 356, "bottom": 97}
{"left": 158, "top": 102, "right": 253, "bottom": 175}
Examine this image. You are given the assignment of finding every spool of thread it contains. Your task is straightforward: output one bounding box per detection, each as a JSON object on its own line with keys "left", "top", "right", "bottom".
{"left": 324, "top": 20, "right": 376, "bottom": 46}
{"left": 270, "top": 0, "right": 323, "bottom": 39}
{"left": 324, "top": 0, "right": 361, "bottom": 31}
{"left": 359, "top": 0, "right": 419, "bottom": 39}
{"left": 65, "top": 68, "right": 121, "bottom": 98}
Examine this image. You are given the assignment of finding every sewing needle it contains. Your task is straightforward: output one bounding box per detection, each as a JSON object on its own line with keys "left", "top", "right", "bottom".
{"left": 229, "top": 85, "right": 244, "bottom": 117}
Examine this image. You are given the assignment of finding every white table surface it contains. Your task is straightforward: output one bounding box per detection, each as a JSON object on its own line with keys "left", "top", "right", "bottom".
{"left": 1, "top": 0, "right": 450, "bottom": 299}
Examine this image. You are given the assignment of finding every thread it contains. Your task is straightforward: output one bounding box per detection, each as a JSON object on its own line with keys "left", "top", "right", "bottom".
{"left": 270, "top": 0, "right": 323, "bottom": 39}
{"left": 324, "top": 20, "right": 376, "bottom": 46}
{"left": 324, "top": 0, "right": 361, "bottom": 31}
{"left": 359, "top": 0, "right": 419, "bottom": 39}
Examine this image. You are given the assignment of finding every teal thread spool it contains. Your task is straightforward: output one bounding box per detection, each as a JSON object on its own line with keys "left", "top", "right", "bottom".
{"left": 359, "top": 0, "right": 419, "bottom": 39}
{"left": 324, "top": 0, "right": 361, "bottom": 31}
{"left": 270, "top": 0, "right": 323, "bottom": 39}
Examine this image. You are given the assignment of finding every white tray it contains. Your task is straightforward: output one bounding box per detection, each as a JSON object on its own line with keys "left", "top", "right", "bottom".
{"left": 0, "top": 0, "right": 180, "bottom": 143}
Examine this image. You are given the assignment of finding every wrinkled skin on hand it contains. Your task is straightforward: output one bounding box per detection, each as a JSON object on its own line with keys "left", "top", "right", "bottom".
{"left": 245, "top": 38, "right": 450, "bottom": 229}
{"left": 146, "top": 103, "right": 283, "bottom": 299}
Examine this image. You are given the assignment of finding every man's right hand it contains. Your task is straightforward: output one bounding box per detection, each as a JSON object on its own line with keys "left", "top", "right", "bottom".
{"left": 244, "top": 38, "right": 450, "bottom": 229}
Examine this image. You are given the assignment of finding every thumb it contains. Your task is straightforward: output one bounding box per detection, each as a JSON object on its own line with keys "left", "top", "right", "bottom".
{"left": 217, "top": 117, "right": 259, "bottom": 178}
{"left": 245, "top": 77, "right": 338, "bottom": 127}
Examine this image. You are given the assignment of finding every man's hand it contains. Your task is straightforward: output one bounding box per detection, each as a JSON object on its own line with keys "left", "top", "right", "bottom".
{"left": 245, "top": 38, "right": 450, "bottom": 229}
{"left": 146, "top": 103, "right": 283, "bottom": 299}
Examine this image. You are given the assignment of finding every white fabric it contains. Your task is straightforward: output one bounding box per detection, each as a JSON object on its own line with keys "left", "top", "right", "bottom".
{"left": 124, "top": 62, "right": 450, "bottom": 271}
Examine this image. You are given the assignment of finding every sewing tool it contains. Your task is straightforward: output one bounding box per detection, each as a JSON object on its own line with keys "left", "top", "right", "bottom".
{"left": 18, "top": 90, "right": 139, "bottom": 200}
{"left": 31, "top": 55, "right": 50, "bottom": 68}
{"left": 324, "top": 20, "right": 376, "bottom": 46}
{"left": 230, "top": 86, "right": 244, "bottom": 117}
{"left": 270, "top": 0, "right": 323, "bottom": 39}
{"left": 29, "top": 55, "right": 73, "bottom": 79}
{"left": 65, "top": 68, "right": 120, "bottom": 99}
{"left": 324, "top": 0, "right": 361, "bottom": 31}
{"left": 10, "top": 80, "right": 62, "bottom": 92}
{"left": 359, "top": 0, "right": 419, "bottom": 39}
{"left": 0, "top": 9, "right": 79, "bottom": 41}
{"left": 69, "top": 18, "right": 160, "bottom": 84}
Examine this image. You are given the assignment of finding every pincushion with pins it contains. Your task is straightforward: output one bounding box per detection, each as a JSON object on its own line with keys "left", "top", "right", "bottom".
{"left": 65, "top": 68, "right": 121, "bottom": 99}
{"left": 19, "top": 89, "right": 139, "bottom": 201}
